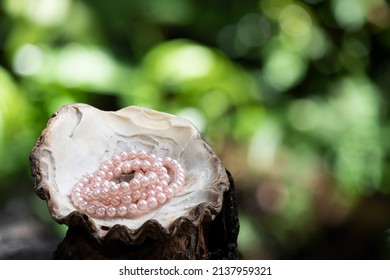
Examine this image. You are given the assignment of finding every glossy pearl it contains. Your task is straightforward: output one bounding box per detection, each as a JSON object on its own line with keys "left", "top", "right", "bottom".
{"left": 70, "top": 150, "right": 186, "bottom": 219}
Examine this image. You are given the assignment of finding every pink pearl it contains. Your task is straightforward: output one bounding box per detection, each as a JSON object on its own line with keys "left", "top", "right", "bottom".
{"left": 100, "top": 188, "right": 109, "bottom": 198}
{"left": 132, "top": 160, "right": 141, "bottom": 171}
{"left": 147, "top": 189, "right": 156, "bottom": 197}
{"left": 71, "top": 192, "right": 81, "bottom": 201}
{"left": 87, "top": 204, "right": 96, "bottom": 214}
{"left": 106, "top": 171, "right": 114, "bottom": 180}
{"left": 74, "top": 182, "right": 84, "bottom": 189}
{"left": 92, "top": 190, "right": 100, "bottom": 200}
{"left": 147, "top": 154, "right": 156, "bottom": 162}
{"left": 147, "top": 172, "right": 158, "bottom": 184}
{"left": 96, "top": 206, "right": 106, "bottom": 217}
{"left": 137, "top": 199, "right": 148, "bottom": 211}
{"left": 96, "top": 170, "right": 106, "bottom": 178}
{"left": 152, "top": 161, "right": 162, "bottom": 170}
{"left": 117, "top": 205, "right": 127, "bottom": 216}
{"left": 121, "top": 162, "right": 132, "bottom": 173}
{"left": 71, "top": 150, "right": 187, "bottom": 218}
{"left": 128, "top": 149, "right": 137, "bottom": 159}
{"left": 157, "top": 192, "right": 167, "bottom": 204}
{"left": 112, "top": 155, "right": 121, "bottom": 165}
{"left": 160, "top": 173, "right": 170, "bottom": 183}
{"left": 107, "top": 206, "right": 116, "bottom": 217}
{"left": 120, "top": 151, "right": 128, "bottom": 161}
{"left": 74, "top": 197, "right": 84, "bottom": 206}
{"left": 119, "top": 182, "right": 130, "bottom": 193}
{"left": 84, "top": 191, "right": 93, "bottom": 200}
{"left": 157, "top": 167, "right": 167, "bottom": 176}
{"left": 147, "top": 197, "right": 158, "bottom": 208}
{"left": 140, "top": 176, "right": 150, "bottom": 187}
{"left": 102, "top": 198, "right": 111, "bottom": 206}
{"left": 163, "top": 157, "right": 172, "bottom": 164}
{"left": 140, "top": 192, "right": 147, "bottom": 200}
{"left": 128, "top": 203, "right": 138, "bottom": 215}
{"left": 113, "top": 166, "right": 122, "bottom": 177}
{"left": 132, "top": 190, "right": 141, "bottom": 200}
{"left": 130, "top": 178, "right": 140, "bottom": 190}
{"left": 134, "top": 171, "right": 143, "bottom": 180}
{"left": 170, "top": 159, "right": 179, "bottom": 167}
{"left": 141, "top": 160, "right": 151, "bottom": 170}
{"left": 105, "top": 160, "right": 114, "bottom": 169}
{"left": 109, "top": 183, "right": 119, "bottom": 195}
{"left": 160, "top": 180, "right": 168, "bottom": 188}
{"left": 91, "top": 181, "right": 101, "bottom": 189}
{"left": 72, "top": 186, "right": 82, "bottom": 194}
{"left": 81, "top": 177, "right": 90, "bottom": 185}
{"left": 138, "top": 150, "right": 147, "bottom": 160}
{"left": 111, "top": 196, "right": 121, "bottom": 206}
{"left": 80, "top": 201, "right": 88, "bottom": 210}
{"left": 170, "top": 183, "right": 180, "bottom": 193}
{"left": 122, "top": 195, "right": 132, "bottom": 204}
{"left": 165, "top": 187, "right": 174, "bottom": 198}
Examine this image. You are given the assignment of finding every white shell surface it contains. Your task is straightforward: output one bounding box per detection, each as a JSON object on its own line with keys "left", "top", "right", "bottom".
{"left": 33, "top": 103, "right": 227, "bottom": 237}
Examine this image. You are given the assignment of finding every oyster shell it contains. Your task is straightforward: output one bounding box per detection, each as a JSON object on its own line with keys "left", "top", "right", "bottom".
{"left": 30, "top": 103, "right": 229, "bottom": 243}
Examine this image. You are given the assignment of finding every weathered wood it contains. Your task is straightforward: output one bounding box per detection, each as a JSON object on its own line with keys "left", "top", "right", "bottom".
{"left": 52, "top": 170, "right": 239, "bottom": 259}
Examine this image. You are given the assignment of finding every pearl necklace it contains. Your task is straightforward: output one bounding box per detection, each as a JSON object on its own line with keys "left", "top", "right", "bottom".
{"left": 70, "top": 150, "right": 185, "bottom": 219}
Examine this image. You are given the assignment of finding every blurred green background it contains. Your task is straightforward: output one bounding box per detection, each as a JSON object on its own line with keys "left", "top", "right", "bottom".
{"left": 1, "top": 0, "right": 390, "bottom": 259}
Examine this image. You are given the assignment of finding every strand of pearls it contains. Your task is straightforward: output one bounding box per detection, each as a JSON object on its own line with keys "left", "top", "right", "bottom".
{"left": 70, "top": 150, "right": 185, "bottom": 219}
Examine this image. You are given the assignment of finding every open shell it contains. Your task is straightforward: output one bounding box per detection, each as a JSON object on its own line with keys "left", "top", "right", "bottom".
{"left": 30, "top": 104, "right": 229, "bottom": 243}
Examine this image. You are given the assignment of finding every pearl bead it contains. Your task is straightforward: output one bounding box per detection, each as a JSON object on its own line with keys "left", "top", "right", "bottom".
{"left": 92, "top": 190, "right": 100, "bottom": 200}
{"left": 119, "top": 182, "right": 130, "bottom": 193}
{"left": 128, "top": 149, "right": 137, "bottom": 159}
{"left": 132, "top": 160, "right": 141, "bottom": 171}
{"left": 107, "top": 206, "right": 116, "bottom": 217}
{"left": 109, "top": 183, "right": 119, "bottom": 195}
{"left": 160, "top": 173, "right": 170, "bottom": 183}
{"left": 96, "top": 206, "right": 106, "bottom": 217}
{"left": 141, "top": 160, "right": 151, "bottom": 170}
{"left": 132, "top": 190, "right": 141, "bottom": 200}
{"left": 74, "top": 182, "right": 84, "bottom": 189}
{"left": 120, "top": 151, "right": 128, "bottom": 161}
{"left": 121, "top": 162, "right": 132, "bottom": 173}
{"left": 111, "top": 196, "right": 121, "bottom": 206}
{"left": 105, "top": 160, "right": 114, "bottom": 169}
{"left": 157, "top": 192, "right": 167, "bottom": 204}
{"left": 128, "top": 203, "right": 138, "bottom": 214}
{"left": 118, "top": 205, "right": 127, "bottom": 216}
{"left": 71, "top": 150, "right": 186, "bottom": 218}
{"left": 147, "top": 197, "right": 158, "bottom": 208}
{"left": 165, "top": 187, "right": 174, "bottom": 198}
{"left": 130, "top": 178, "right": 140, "bottom": 190}
{"left": 106, "top": 171, "right": 114, "bottom": 180}
{"left": 102, "top": 198, "right": 111, "bottom": 206}
{"left": 87, "top": 204, "right": 96, "bottom": 214}
{"left": 80, "top": 201, "right": 88, "bottom": 210}
{"left": 122, "top": 195, "right": 132, "bottom": 204}
{"left": 140, "top": 176, "right": 150, "bottom": 187}
{"left": 112, "top": 155, "right": 121, "bottom": 164}
{"left": 100, "top": 188, "right": 109, "bottom": 198}
{"left": 96, "top": 170, "right": 106, "bottom": 178}
{"left": 138, "top": 150, "right": 147, "bottom": 160}
{"left": 137, "top": 199, "right": 148, "bottom": 211}
{"left": 113, "top": 166, "right": 122, "bottom": 176}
